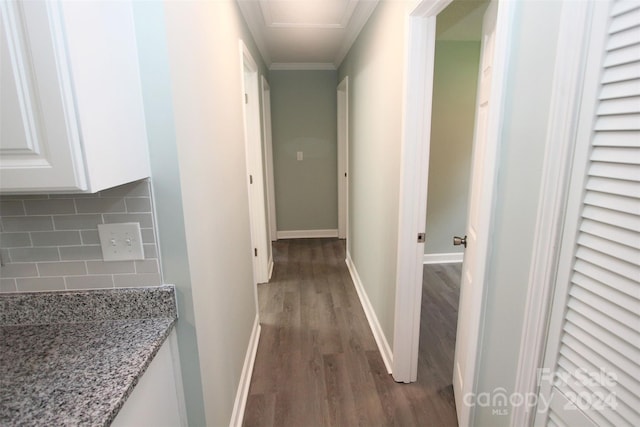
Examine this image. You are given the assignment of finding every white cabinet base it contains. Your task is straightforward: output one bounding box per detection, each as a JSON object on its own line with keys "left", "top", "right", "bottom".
{"left": 111, "top": 329, "right": 187, "bottom": 427}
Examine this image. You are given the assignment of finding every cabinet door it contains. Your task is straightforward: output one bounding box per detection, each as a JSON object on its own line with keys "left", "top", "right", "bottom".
{"left": 0, "top": 1, "right": 87, "bottom": 192}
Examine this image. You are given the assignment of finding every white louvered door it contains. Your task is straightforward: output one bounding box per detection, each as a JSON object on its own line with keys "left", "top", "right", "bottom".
{"left": 535, "top": 1, "right": 640, "bottom": 426}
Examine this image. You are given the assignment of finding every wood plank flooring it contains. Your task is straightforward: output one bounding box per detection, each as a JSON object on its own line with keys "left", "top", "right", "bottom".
{"left": 243, "top": 239, "right": 460, "bottom": 427}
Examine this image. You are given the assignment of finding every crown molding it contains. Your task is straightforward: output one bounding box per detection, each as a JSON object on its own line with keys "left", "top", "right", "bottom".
{"left": 334, "top": 0, "right": 379, "bottom": 66}
{"left": 269, "top": 62, "right": 337, "bottom": 71}
{"left": 236, "top": 0, "right": 272, "bottom": 67}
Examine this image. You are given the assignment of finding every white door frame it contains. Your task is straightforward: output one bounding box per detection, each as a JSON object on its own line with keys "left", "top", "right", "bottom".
{"left": 392, "top": 0, "right": 515, "bottom": 399}
{"left": 261, "top": 76, "right": 277, "bottom": 246}
{"left": 511, "top": 1, "right": 598, "bottom": 425}
{"left": 240, "top": 41, "right": 270, "bottom": 286}
{"left": 337, "top": 76, "right": 349, "bottom": 243}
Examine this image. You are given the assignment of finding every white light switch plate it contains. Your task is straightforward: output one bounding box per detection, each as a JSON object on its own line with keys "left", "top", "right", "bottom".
{"left": 97, "top": 222, "right": 145, "bottom": 261}
{"left": 297, "top": 151, "right": 303, "bottom": 161}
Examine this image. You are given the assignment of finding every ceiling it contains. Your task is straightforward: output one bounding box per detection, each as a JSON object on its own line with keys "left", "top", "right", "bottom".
{"left": 236, "top": 0, "right": 487, "bottom": 70}
{"left": 237, "top": 0, "right": 379, "bottom": 70}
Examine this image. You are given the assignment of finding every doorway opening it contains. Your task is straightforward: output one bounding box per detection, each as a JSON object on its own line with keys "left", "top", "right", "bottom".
{"left": 393, "top": 0, "right": 514, "bottom": 425}
{"left": 417, "top": 0, "right": 486, "bottom": 421}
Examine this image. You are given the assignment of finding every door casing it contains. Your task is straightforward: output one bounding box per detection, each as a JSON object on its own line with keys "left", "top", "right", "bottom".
{"left": 511, "top": 2, "right": 598, "bottom": 425}
{"left": 261, "top": 76, "right": 277, "bottom": 249}
{"left": 240, "top": 41, "right": 270, "bottom": 287}
{"left": 337, "top": 76, "right": 350, "bottom": 244}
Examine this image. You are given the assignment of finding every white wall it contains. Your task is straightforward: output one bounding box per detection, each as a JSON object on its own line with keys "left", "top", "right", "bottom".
{"left": 149, "top": 2, "right": 267, "bottom": 425}
{"left": 337, "top": 1, "right": 409, "bottom": 347}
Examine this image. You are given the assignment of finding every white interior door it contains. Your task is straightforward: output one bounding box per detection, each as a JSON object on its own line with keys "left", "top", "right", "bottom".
{"left": 241, "top": 42, "right": 269, "bottom": 285}
{"left": 261, "top": 76, "right": 277, "bottom": 244}
{"left": 337, "top": 77, "right": 349, "bottom": 241}
{"left": 453, "top": 1, "right": 498, "bottom": 425}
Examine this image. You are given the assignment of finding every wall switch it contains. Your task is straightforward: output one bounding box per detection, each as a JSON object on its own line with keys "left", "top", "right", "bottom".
{"left": 97, "top": 222, "right": 145, "bottom": 261}
{"left": 297, "top": 151, "right": 303, "bottom": 161}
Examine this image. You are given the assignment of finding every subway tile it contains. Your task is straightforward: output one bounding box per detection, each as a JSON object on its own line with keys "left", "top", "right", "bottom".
{"left": 86, "top": 260, "right": 135, "bottom": 274}
{"left": 37, "top": 261, "right": 87, "bottom": 277}
{"left": 141, "top": 229, "right": 155, "bottom": 244}
{"left": 1, "top": 249, "right": 9, "bottom": 263}
{"left": 135, "top": 259, "right": 159, "bottom": 274}
{"left": 99, "top": 180, "right": 149, "bottom": 198}
{"left": 24, "top": 199, "right": 75, "bottom": 215}
{"left": 65, "top": 275, "right": 114, "bottom": 289}
{"left": 53, "top": 214, "right": 102, "bottom": 230}
{"left": 9, "top": 247, "right": 59, "bottom": 262}
{"left": 50, "top": 193, "right": 95, "bottom": 199}
{"left": 31, "top": 231, "right": 81, "bottom": 247}
{"left": 0, "top": 278, "right": 17, "bottom": 292}
{"left": 103, "top": 213, "right": 153, "bottom": 228}
{"left": 144, "top": 244, "right": 157, "bottom": 259}
{"left": 59, "top": 245, "right": 103, "bottom": 261}
{"left": 80, "top": 230, "right": 100, "bottom": 245}
{"left": 0, "top": 263, "right": 38, "bottom": 278}
{"left": 0, "top": 194, "right": 49, "bottom": 200}
{"left": 17, "top": 277, "right": 65, "bottom": 292}
{"left": 125, "top": 198, "right": 151, "bottom": 213}
{"left": 75, "top": 198, "right": 126, "bottom": 214}
{"left": 1, "top": 216, "right": 54, "bottom": 232}
{"left": 0, "top": 200, "right": 25, "bottom": 216}
{"left": 113, "top": 273, "right": 161, "bottom": 287}
{"left": 0, "top": 232, "right": 31, "bottom": 248}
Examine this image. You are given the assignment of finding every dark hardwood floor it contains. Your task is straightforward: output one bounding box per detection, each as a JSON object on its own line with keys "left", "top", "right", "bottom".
{"left": 243, "top": 239, "right": 460, "bottom": 427}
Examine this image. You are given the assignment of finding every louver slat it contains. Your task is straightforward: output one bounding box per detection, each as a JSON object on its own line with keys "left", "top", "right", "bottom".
{"left": 546, "top": 2, "right": 640, "bottom": 425}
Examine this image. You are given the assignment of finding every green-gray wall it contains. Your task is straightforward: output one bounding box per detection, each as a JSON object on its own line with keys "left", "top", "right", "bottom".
{"left": 134, "top": 2, "right": 268, "bottom": 425}
{"left": 132, "top": 4, "right": 206, "bottom": 425}
{"left": 269, "top": 70, "right": 338, "bottom": 232}
{"left": 338, "top": 0, "right": 407, "bottom": 347}
{"left": 425, "top": 41, "right": 480, "bottom": 255}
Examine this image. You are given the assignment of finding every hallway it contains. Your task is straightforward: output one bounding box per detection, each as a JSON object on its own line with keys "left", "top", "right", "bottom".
{"left": 243, "top": 239, "right": 459, "bottom": 426}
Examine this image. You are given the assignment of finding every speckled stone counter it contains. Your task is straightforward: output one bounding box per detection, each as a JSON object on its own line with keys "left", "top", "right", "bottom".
{"left": 0, "top": 286, "right": 177, "bottom": 426}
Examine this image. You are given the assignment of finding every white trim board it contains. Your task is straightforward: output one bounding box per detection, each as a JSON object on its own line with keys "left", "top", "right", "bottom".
{"left": 276, "top": 229, "right": 339, "bottom": 239}
{"left": 345, "top": 253, "right": 393, "bottom": 374}
{"left": 510, "top": 2, "right": 594, "bottom": 426}
{"left": 269, "top": 63, "right": 336, "bottom": 71}
{"left": 229, "top": 316, "right": 261, "bottom": 427}
{"left": 423, "top": 252, "right": 464, "bottom": 264}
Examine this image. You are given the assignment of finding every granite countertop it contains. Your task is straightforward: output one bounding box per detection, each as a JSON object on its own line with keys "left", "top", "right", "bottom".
{"left": 0, "top": 286, "right": 177, "bottom": 426}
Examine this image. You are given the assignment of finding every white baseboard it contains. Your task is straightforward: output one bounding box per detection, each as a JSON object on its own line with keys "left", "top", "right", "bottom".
{"left": 276, "top": 229, "right": 339, "bottom": 239}
{"left": 229, "top": 316, "right": 261, "bottom": 427}
{"left": 345, "top": 252, "right": 393, "bottom": 374}
{"left": 423, "top": 252, "right": 464, "bottom": 264}
{"left": 268, "top": 258, "right": 274, "bottom": 280}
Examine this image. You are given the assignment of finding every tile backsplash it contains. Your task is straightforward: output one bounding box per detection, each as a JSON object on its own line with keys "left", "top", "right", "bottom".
{"left": 0, "top": 179, "right": 162, "bottom": 293}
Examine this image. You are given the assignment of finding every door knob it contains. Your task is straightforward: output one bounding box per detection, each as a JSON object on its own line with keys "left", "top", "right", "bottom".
{"left": 453, "top": 235, "right": 467, "bottom": 248}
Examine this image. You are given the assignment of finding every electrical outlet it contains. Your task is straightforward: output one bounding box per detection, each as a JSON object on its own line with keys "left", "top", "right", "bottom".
{"left": 97, "top": 223, "right": 144, "bottom": 261}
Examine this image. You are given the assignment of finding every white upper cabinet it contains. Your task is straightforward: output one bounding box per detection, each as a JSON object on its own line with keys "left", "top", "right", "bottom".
{"left": 0, "top": 0, "right": 150, "bottom": 193}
